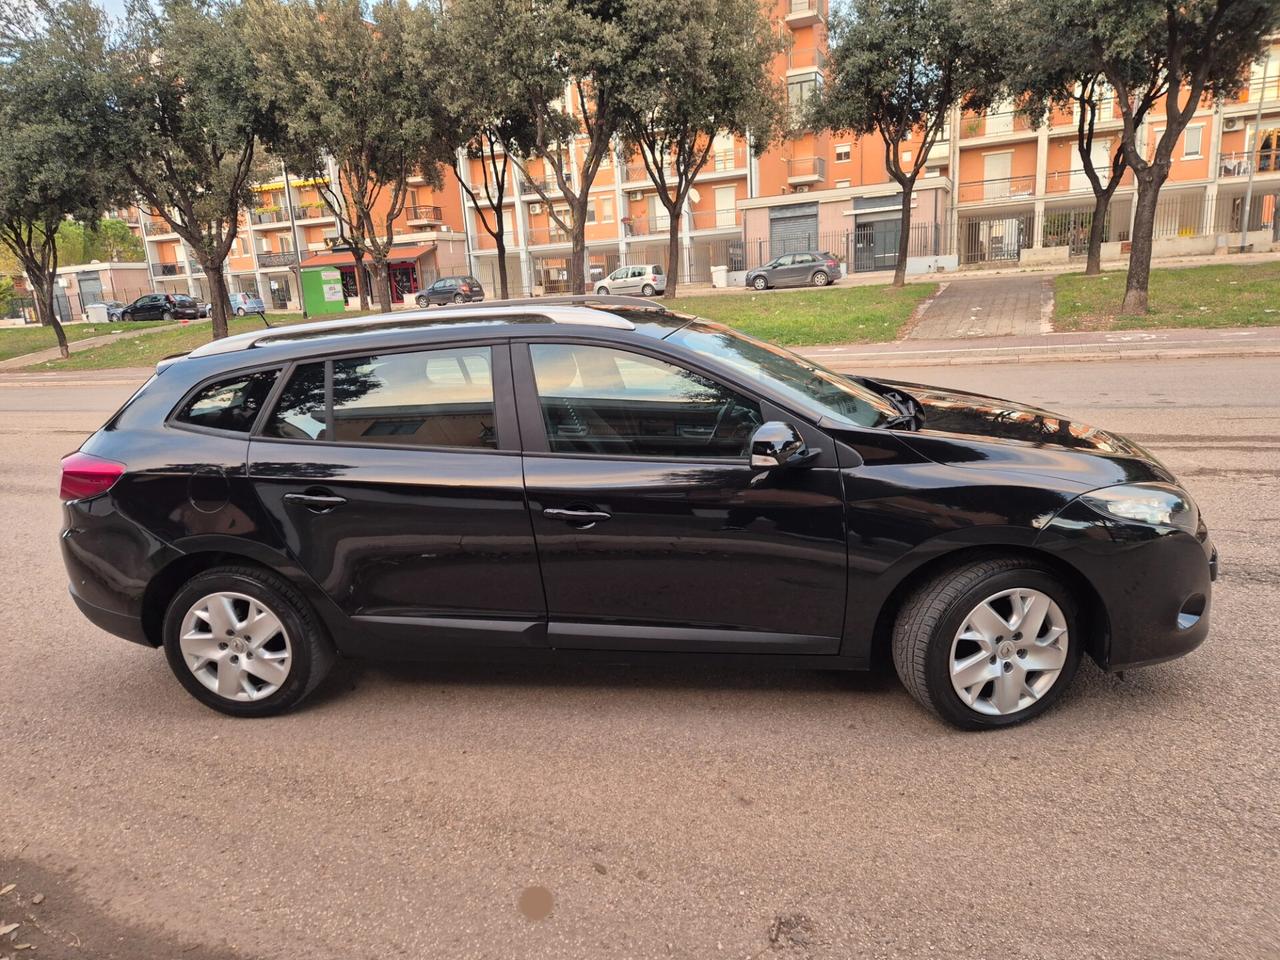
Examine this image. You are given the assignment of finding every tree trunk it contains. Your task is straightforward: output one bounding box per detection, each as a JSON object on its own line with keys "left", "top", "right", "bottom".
{"left": 495, "top": 233, "right": 510, "bottom": 299}
{"left": 1084, "top": 190, "right": 1113, "bottom": 277}
{"left": 352, "top": 253, "right": 369, "bottom": 310}
{"left": 370, "top": 258, "right": 392, "bottom": 312}
{"left": 665, "top": 208, "right": 682, "bottom": 299}
{"left": 202, "top": 263, "right": 232, "bottom": 339}
{"left": 1121, "top": 169, "right": 1166, "bottom": 315}
{"left": 37, "top": 273, "right": 70, "bottom": 359}
{"left": 892, "top": 182, "right": 915, "bottom": 288}
{"left": 569, "top": 224, "right": 587, "bottom": 295}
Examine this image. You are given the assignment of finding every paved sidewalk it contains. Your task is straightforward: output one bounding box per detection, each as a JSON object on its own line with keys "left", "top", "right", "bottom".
{"left": 804, "top": 323, "right": 1280, "bottom": 369}
{"left": 0, "top": 320, "right": 191, "bottom": 370}
{"left": 907, "top": 275, "right": 1051, "bottom": 339}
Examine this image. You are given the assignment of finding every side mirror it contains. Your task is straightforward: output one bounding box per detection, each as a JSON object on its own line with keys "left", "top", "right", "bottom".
{"left": 750, "top": 421, "right": 818, "bottom": 470}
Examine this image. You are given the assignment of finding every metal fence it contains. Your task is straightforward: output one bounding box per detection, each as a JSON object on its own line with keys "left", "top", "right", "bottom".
{"left": 958, "top": 213, "right": 1036, "bottom": 264}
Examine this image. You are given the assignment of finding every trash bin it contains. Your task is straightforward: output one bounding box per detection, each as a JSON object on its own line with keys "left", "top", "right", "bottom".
{"left": 710, "top": 265, "right": 729, "bottom": 288}
{"left": 85, "top": 303, "right": 109, "bottom": 324}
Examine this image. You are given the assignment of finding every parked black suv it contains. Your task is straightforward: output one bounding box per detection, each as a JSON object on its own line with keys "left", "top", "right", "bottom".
{"left": 60, "top": 296, "right": 1215, "bottom": 727}
{"left": 415, "top": 275, "right": 484, "bottom": 307}
{"left": 120, "top": 292, "right": 202, "bottom": 322}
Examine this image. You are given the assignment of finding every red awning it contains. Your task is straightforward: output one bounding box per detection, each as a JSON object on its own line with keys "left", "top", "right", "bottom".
{"left": 302, "top": 244, "right": 435, "bottom": 268}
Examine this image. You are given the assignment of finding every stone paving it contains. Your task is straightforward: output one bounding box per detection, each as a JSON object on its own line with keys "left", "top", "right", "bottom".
{"left": 907, "top": 274, "right": 1052, "bottom": 339}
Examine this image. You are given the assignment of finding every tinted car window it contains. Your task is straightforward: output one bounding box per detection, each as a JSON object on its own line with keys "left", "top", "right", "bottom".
{"left": 530, "top": 343, "right": 760, "bottom": 459}
{"left": 330, "top": 346, "right": 496, "bottom": 449}
{"left": 175, "top": 369, "right": 279, "bottom": 433}
{"left": 263, "top": 362, "right": 328, "bottom": 440}
{"left": 652, "top": 264, "right": 664, "bottom": 276}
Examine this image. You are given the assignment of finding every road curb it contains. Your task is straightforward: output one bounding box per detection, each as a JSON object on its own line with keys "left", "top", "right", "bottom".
{"left": 807, "top": 344, "right": 1280, "bottom": 368}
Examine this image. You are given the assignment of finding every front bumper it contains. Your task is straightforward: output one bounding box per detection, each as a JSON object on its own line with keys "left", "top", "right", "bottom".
{"left": 1035, "top": 499, "right": 1215, "bottom": 672}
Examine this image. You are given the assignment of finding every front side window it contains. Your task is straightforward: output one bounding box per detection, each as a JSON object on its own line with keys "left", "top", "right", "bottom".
{"left": 176, "top": 369, "right": 279, "bottom": 433}
{"left": 330, "top": 346, "right": 496, "bottom": 449}
{"left": 530, "top": 343, "right": 761, "bottom": 459}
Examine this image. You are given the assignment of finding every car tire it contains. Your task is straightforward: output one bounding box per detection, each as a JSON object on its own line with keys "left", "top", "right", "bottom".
{"left": 752, "top": 276, "right": 768, "bottom": 291}
{"left": 641, "top": 283, "right": 657, "bottom": 296}
{"left": 891, "top": 557, "right": 1083, "bottom": 730}
{"left": 453, "top": 293, "right": 465, "bottom": 303}
{"left": 415, "top": 295, "right": 429, "bottom": 308}
{"left": 236, "top": 307, "right": 247, "bottom": 317}
{"left": 162, "top": 310, "right": 175, "bottom": 322}
{"left": 811, "top": 271, "right": 830, "bottom": 287}
{"left": 596, "top": 286, "right": 609, "bottom": 295}
{"left": 162, "top": 565, "right": 337, "bottom": 718}
{"left": 121, "top": 311, "right": 132, "bottom": 322}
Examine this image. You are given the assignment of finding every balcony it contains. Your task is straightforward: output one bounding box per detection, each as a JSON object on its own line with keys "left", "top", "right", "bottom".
{"left": 151, "top": 262, "right": 186, "bottom": 277}
{"left": 520, "top": 175, "right": 553, "bottom": 196}
{"left": 1219, "top": 150, "right": 1280, "bottom": 178}
{"left": 786, "top": 156, "right": 826, "bottom": 185}
{"left": 251, "top": 208, "right": 288, "bottom": 225}
{"left": 688, "top": 208, "right": 743, "bottom": 231}
{"left": 623, "top": 162, "right": 676, "bottom": 184}
{"left": 526, "top": 223, "right": 571, "bottom": 245}
{"left": 143, "top": 219, "right": 175, "bottom": 236}
{"left": 621, "top": 214, "right": 672, "bottom": 237}
{"left": 787, "top": 46, "right": 826, "bottom": 72}
{"left": 958, "top": 110, "right": 1035, "bottom": 140}
{"left": 406, "top": 203, "right": 444, "bottom": 224}
{"left": 957, "top": 174, "right": 1037, "bottom": 203}
{"left": 256, "top": 249, "right": 299, "bottom": 269}
{"left": 293, "top": 204, "right": 332, "bottom": 220}
{"left": 707, "top": 145, "right": 748, "bottom": 173}
{"left": 785, "top": 0, "right": 825, "bottom": 28}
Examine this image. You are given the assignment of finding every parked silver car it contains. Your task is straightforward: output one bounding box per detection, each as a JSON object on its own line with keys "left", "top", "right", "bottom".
{"left": 746, "top": 252, "right": 841, "bottom": 290}
{"left": 595, "top": 264, "right": 666, "bottom": 296}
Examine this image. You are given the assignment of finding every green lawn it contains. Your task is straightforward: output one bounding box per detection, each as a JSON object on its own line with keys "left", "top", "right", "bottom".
{"left": 21, "top": 281, "right": 935, "bottom": 371}
{"left": 0, "top": 320, "right": 159, "bottom": 363}
{"left": 1054, "top": 261, "right": 1280, "bottom": 332}
{"left": 23, "top": 313, "right": 317, "bottom": 371}
{"left": 671, "top": 282, "right": 939, "bottom": 345}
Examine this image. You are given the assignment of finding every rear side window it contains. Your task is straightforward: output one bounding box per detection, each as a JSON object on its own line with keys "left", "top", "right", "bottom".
{"left": 175, "top": 369, "right": 279, "bottom": 433}
{"left": 263, "top": 362, "right": 327, "bottom": 440}
{"left": 651, "top": 264, "right": 664, "bottom": 275}
{"left": 331, "top": 346, "right": 496, "bottom": 449}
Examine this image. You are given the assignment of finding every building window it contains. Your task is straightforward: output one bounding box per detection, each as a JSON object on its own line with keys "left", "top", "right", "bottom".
{"left": 1183, "top": 125, "right": 1204, "bottom": 159}
{"left": 834, "top": 144, "right": 851, "bottom": 163}
{"left": 598, "top": 195, "right": 614, "bottom": 223}
{"left": 787, "top": 73, "right": 822, "bottom": 118}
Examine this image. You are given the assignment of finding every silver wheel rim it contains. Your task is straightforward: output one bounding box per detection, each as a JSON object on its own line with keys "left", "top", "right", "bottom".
{"left": 179, "top": 591, "right": 292, "bottom": 702}
{"left": 814, "top": 273, "right": 828, "bottom": 285}
{"left": 949, "top": 587, "right": 1068, "bottom": 717}
{"left": 753, "top": 278, "right": 766, "bottom": 289}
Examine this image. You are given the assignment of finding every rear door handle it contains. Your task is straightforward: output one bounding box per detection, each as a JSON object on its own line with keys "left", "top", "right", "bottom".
{"left": 542, "top": 507, "right": 612, "bottom": 528}
{"left": 284, "top": 492, "right": 347, "bottom": 512}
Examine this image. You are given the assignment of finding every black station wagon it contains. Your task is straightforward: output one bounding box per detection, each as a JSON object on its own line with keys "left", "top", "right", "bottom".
{"left": 59, "top": 296, "right": 1216, "bottom": 728}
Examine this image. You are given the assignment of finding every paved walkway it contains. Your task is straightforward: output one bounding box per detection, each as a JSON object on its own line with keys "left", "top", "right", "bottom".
{"left": 0, "top": 320, "right": 190, "bottom": 370}
{"left": 907, "top": 275, "right": 1051, "bottom": 339}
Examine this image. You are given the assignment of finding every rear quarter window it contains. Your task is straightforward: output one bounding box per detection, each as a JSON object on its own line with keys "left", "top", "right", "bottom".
{"left": 174, "top": 369, "right": 279, "bottom": 433}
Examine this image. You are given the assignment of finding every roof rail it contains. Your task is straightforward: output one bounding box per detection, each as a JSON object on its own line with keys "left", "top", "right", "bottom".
{"left": 186, "top": 303, "right": 641, "bottom": 358}
{"left": 437, "top": 294, "right": 667, "bottom": 311}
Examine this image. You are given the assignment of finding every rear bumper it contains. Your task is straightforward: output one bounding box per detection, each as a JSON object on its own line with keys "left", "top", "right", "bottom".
{"left": 1035, "top": 500, "right": 1215, "bottom": 672}
{"left": 69, "top": 585, "right": 150, "bottom": 646}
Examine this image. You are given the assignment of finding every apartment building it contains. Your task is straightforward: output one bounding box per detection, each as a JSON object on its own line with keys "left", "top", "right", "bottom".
{"left": 115, "top": 13, "right": 1279, "bottom": 307}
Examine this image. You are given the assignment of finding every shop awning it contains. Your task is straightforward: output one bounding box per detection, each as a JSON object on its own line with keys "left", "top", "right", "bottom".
{"left": 302, "top": 244, "right": 435, "bottom": 268}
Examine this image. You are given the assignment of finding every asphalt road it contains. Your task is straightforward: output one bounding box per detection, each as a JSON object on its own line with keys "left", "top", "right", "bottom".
{"left": 1, "top": 357, "right": 1277, "bottom": 959}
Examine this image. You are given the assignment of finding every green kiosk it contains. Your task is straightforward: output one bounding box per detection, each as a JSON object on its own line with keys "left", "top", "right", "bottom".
{"left": 300, "top": 266, "right": 349, "bottom": 317}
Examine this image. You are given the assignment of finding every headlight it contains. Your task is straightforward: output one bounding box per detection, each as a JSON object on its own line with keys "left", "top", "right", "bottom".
{"left": 1080, "top": 482, "right": 1199, "bottom": 533}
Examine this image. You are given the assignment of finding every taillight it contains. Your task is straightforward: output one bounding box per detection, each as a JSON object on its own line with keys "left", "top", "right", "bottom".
{"left": 60, "top": 451, "right": 125, "bottom": 501}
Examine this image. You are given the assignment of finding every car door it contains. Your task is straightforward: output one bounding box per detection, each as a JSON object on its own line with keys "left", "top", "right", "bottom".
{"left": 247, "top": 339, "right": 547, "bottom": 653}
{"left": 137, "top": 295, "right": 162, "bottom": 320}
{"left": 768, "top": 254, "right": 793, "bottom": 285}
{"left": 786, "top": 253, "right": 816, "bottom": 285}
{"left": 513, "top": 338, "right": 848, "bottom": 654}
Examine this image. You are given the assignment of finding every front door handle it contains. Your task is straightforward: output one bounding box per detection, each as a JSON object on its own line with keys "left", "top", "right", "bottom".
{"left": 542, "top": 507, "right": 612, "bottom": 528}
{"left": 284, "top": 491, "right": 347, "bottom": 513}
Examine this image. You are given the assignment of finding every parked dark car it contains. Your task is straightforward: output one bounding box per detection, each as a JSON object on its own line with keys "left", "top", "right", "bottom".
{"left": 746, "top": 252, "right": 841, "bottom": 290}
{"left": 120, "top": 293, "right": 201, "bottom": 322}
{"left": 59, "top": 295, "right": 1215, "bottom": 728}
{"left": 101, "top": 300, "right": 127, "bottom": 322}
{"left": 415, "top": 275, "right": 484, "bottom": 307}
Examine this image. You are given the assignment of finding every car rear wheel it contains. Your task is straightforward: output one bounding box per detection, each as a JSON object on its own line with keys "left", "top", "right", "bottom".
{"left": 892, "top": 557, "right": 1082, "bottom": 730}
{"left": 162, "top": 310, "right": 175, "bottom": 321}
{"left": 641, "top": 283, "right": 656, "bottom": 296}
{"left": 453, "top": 293, "right": 465, "bottom": 303}
{"left": 811, "top": 270, "right": 830, "bottom": 287}
{"left": 751, "top": 276, "right": 768, "bottom": 291}
{"left": 162, "top": 565, "right": 336, "bottom": 718}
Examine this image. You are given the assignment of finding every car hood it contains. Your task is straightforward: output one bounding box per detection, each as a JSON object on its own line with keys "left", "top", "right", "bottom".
{"left": 876, "top": 379, "right": 1176, "bottom": 489}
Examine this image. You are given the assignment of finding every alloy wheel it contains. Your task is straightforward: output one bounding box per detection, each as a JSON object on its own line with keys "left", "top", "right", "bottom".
{"left": 948, "top": 587, "right": 1068, "bottom": 716}
{"left": 752, "top": 277, "right": 767, "bottom": 290}
{"left": 178, "top": 591, "right": 293, "bottom": 702}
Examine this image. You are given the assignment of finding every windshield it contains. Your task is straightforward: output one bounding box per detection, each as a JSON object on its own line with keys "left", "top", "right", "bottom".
{"left": 665, "top": 319, "right": 899, "bottom": 427}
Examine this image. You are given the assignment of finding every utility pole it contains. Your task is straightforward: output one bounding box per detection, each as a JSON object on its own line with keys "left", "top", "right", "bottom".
{"left": 1238, "top": 51, "right": 1271, "bottom": 252}
{"left": 282, "top": 162, "right": 308, "bottom": 318}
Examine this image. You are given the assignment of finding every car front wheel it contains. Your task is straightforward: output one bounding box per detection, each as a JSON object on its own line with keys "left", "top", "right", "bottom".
{"left": 415, "top": 295, "right": 429, "bottom": 308}
{"left": 751, "top": 276, "right": 768, "bottom": 291}
{"left": 595, "top": 286, "right": 609, "bottom": 295}
{"left": 236, "top": 307, "right": 247, "bottom": 316}
{"left": 892, "top": 557, "right": 1082, "bottom": 730}
{"left": 162, "top": 565, "right": 336, "bottom": 717}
